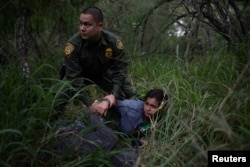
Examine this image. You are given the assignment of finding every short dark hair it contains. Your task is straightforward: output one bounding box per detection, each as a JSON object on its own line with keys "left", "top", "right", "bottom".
{"left": 144, "top": 89, "right": 168, "bottom": 105}
{"left": 81, "top": 7, "right": 103, "bottom": 23}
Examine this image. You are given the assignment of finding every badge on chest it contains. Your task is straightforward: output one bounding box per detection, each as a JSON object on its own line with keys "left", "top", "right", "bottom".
{"left": 105, "top": 48, "right": 112, "bottom": 58}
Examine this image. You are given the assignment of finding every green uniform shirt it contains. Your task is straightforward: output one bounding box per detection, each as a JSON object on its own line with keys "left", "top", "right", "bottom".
{"left": 62, "top": 30, "right": 128, "bottom": 106}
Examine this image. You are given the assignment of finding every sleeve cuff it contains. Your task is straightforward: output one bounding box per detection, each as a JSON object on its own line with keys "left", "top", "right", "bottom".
{"left": 111, "top": 84, "right": 121, "bottom": 98}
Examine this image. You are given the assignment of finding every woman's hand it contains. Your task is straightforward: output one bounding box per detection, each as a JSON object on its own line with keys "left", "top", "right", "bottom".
{"left": 89, "top": 94, "right": 116, "bottom": 116}
{"left": 89, "top": 100, "right": 109, "bottom": 116}
{"left": 138, "top": 139, "right": 148, "bottom": 149}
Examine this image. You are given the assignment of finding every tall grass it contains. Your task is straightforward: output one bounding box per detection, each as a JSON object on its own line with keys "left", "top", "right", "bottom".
{"left": 131, "top": 50, "right": 250, "bottom": 166}
{"left": 0, "top": 47, "right": 249, "bottom": 166}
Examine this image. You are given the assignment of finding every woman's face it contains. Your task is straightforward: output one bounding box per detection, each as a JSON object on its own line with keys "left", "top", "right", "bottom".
{"left": 143, "top": 97, "right": 160, "bottom": 118}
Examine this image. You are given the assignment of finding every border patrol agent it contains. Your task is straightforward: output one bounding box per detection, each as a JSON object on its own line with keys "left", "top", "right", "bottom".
{"left": 57, "top": 7, "right": 136, "bottom": 116}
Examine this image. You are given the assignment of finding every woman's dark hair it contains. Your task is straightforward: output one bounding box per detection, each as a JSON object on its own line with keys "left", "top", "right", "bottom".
{"left": 81, "top": 7, "right": 103, "bottom": 23}
{"left": 144, "top": 89, "right": 168, "bottom": 107}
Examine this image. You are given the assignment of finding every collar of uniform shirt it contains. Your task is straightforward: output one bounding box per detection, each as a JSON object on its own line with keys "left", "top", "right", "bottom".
{"left": 83, "top": 31, "right": 107, "bottom": 48}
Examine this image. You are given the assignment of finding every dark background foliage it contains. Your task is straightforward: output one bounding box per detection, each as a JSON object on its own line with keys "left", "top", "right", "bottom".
{"left": 0, "top": 0, "right": 249, "bottom": 166}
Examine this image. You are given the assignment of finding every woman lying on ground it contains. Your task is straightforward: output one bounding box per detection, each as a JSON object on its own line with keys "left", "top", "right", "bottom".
{"left": 52, "top": 89, "right": 168, "bottom": 166}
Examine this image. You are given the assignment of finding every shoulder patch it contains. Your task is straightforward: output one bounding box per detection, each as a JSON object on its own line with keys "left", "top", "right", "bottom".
{"left": 116, "top": 40, "right": 124, "bottom": 50}
{"left": 64, "top": 43, "right": 74, "bottom": 57}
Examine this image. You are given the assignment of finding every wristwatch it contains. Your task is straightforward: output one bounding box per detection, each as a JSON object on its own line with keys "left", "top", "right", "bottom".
{"left": 102, "top": 98, "right": 111, "bottom": 108}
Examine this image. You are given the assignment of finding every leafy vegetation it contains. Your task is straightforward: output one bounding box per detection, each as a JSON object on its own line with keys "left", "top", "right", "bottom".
{"left": 0, "top": 0, "right": 249, "bottom": 166}
{"left": 1, "top": 46, "right": 249, "bottom": 166}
